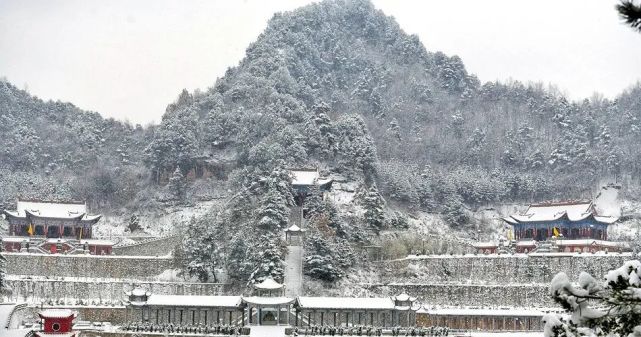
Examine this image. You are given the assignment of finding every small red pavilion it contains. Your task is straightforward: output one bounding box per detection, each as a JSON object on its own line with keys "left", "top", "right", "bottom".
{"left": 35, "top": 309, "right": 77, "bottom": 337}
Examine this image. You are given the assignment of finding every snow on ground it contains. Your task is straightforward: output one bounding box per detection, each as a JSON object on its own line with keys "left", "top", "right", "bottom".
{"left": 92, "top": 200, "right": 219, "bottom": 238}
{"left": 328, "top": 180, "right": 358, "bottom": 206}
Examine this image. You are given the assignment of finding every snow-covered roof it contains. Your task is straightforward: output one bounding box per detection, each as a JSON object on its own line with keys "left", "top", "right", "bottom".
{"left": 242, "top": 297, "right": 295, "bottom": 306}
{"left": 555, "top": 239, "right": 629, "bottom": 248}
{"left": 472, "top": 242, "right": 498, "bottom": 248}
{"left": 423, "top": 307, "right": 543, "bottom": 317}
{"left": 39, "top": 309, "right": 76, "bottom": 318}
{"left": 285, "top": 224, "right": 303, "bottom": 232}
{"left": 4, "top": 200, "right": 101, "bottom": 221}
{"left": 296, "top": 297, "right": 396, "bottom": 310}
{"left": 291, "top": 170, "right": 319, "bottom": 186}
{"left": 394, "top": 293, "right": 416, "bottom": 302}
{"left": 506, "top": 200, "right": 618, "bottom": 224}
{"left": 254, "top": 278, "right": 283, "bottom": 290}
{"left": 146, "top": 295, "right": 242, "bottom": 308}
{"left": 130, "top": 288, "right": 149, "bottom": 297}
{"left": 511, "top": 201, "right": 592, "bottom": 222}
{"left": 516, "top": 240, "right": 537, "bottom": 247}
{"left": 1, "top": 237, "right": 29, "bottom": 243}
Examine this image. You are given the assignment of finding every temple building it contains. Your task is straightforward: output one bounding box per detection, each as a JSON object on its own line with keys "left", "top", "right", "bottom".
{"left": 290, "top": 169, "right": 332, "bottom": 205}
{"left": 35, "top": 309, "right": 78, "bottom": 337}
{"left": 2, "top": 199, "right": 111, "bottom": 255}
{"left": 503, "top": 200, "right": 618, "bottom": 241}
{"left": 3, "top": 199, "right": 102, "bottom": 239}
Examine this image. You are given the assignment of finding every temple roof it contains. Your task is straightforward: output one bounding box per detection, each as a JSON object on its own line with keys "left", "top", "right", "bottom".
{"left": 254, "top": 278, "right": 283, "bottom": 290}
{"left": 290, "top": 170, "right": 332, "bottom": 187}
{"left": 242, "top": 297, "right": 295, "bottom": 306}
{"left": 505, "top": 200, "right": 618, "bottom": 224}
{"left": 38, "top": 309, "right": 76, "bottom": 319}
{"left": 394, "top": 293, "right": 416, "bottom": 302}
{"left": 296, "top": 297, "right": 396, "bottom": 310}
{"left": 4, "top": 200, "right": 101, "bottom": 222}
{"left": 285, "top": 224, "right": 303, "bottom": 232}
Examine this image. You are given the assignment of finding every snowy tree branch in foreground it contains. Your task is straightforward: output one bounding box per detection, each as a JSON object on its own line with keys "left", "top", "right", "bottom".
{"left": 545, "top": 260, "right": 641, "bottom": 336}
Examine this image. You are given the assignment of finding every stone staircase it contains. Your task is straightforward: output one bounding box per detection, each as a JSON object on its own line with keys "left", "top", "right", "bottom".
{"left": 284, "top": 206, "right": 304, "bottom": 297}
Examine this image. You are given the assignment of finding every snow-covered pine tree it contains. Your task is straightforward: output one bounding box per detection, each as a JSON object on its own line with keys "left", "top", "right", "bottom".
{"left": 226, "top": 236, "right": 254, "bottom": 282}
{"left": 249, "top": 235, "right": 285, "bottom": 284}
{"left": 256, "top": 187, "right": 289, "bottom": 231}
{"left": 168, "top": 167, "right": 186, "bottom": 201}
{"left": 362, "top": 185, "right": 385, "bottom": 234}
{"left": 545, "top": 260, "right": 641, "bottom": 337}
{"left": 183, "top": 218, "right": 222, "bottom": 282}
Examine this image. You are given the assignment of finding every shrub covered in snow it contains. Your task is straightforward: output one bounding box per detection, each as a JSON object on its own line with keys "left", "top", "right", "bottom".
{"left": 546, "top": 260, "right": 641, "bottom": 336}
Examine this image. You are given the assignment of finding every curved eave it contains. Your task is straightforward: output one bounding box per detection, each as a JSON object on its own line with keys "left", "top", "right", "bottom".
{"left": 3, "top": 210, "right": 24, "bottom": 219}
{"left": 81, "top": 214, "right": 102, "bottom": 223}
{"left": 593, "top": 215, "right": 619, "bottom": 224}
{"left": 502, "top": 217, "right": 519, "bottom": 225}
{"left": 566, "top": 212, "right": 593, "bottom": 222}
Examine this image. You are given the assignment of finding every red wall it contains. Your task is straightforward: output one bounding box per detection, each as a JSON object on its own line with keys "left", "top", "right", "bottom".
{"left": 42, "top": 316, "right": 74, "bottom": 333}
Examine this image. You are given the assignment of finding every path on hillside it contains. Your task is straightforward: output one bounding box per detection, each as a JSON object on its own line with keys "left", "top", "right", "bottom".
{"left": 284, "top": 206, "right": 304, "bottom": 297}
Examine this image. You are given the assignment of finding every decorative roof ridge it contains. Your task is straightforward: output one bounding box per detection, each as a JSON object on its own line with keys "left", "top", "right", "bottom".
{"left": 17, "top": 198, "right": 86, "bottom": 205}
{"left": 529, "top": 199, "right": 592, "bottom": 207}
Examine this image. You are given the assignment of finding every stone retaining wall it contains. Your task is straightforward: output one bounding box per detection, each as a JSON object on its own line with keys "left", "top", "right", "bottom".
{"left": 365, "top": 283, "right": 551, "bottom": 307}
{"left": 384, "top": 253, "right": 631, "bottom": 284}
{"left": 2, "top": 253, "right": 173, "bottom": 279}
{"left": 5, "top": 278, "right": 225, "bottom": 304}
{"left": 112, "top": 235, "right": 182, "bottom": 256}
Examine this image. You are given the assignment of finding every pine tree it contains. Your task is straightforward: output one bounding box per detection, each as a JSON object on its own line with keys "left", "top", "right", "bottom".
{"left": 183, "top": 220, "right": 222, "bottom": 282}
{"left": 250, "top": 236, "right": 285, "bottom": 284}
{"left": 362, "top": 185, "right": 385, "bottom": 234}
{"left": 545, "top": 260, "right": 641, "bottom": 336}
{"left": 168, "top": 167, "right": 186, "bottom": 201}
{"left": 617, "top": 0, "right": 641, "bottom": 33}
{"left": 226, "top": 236, "right": 254, "bottom": 282}
{"left": 256, "top": 187, "right": 289, "bottom": 231}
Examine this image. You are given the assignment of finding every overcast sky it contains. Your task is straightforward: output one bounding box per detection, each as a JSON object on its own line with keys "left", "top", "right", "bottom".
{"left": 1, "top": 0, "right": 640, "bottom": 125}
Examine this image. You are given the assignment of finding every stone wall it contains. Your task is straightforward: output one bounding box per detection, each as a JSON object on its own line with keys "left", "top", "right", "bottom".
{"left": 5, "top": 278, "right": 225, "bottom": 304}
{"left": 2, "top": 253, "right": 174, "bottom": 279}
{"left": 384, "top": 253, "right": 630, "bottom": 284}
{"left": 365, "top": 283, "right": 551, "bottom": 308}
{"left": 373, "top": 253, "right": 633, "bottom": 307}
{"left": 112, "top": 235, "right": 182, "bottom": 256}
